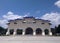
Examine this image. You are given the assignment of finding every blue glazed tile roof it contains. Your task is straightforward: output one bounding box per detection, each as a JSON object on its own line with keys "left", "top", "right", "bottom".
{"left": 23, "top": 16, "right": 34, "bottom": 18}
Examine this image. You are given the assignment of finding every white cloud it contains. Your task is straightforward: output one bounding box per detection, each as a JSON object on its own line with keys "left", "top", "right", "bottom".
{"left": 41, "top": 12, "right": 60, "bottom": 28}
{"left": 7, "top": 11, "right": 14, "bottom": 14}
{"left": 3, "top": 11, "right": 23, "bottom": 20}
{"left": 55, "top": 0, "right": 60, "bottom": 8}
{"left": 23, "top": 14, "right": 29, "bottom": 17}
{"left": 0, "top": 11, "right": 29, "bottom": 28}
{"left": 0, "top": 19, "right": 8, "bottom": 28}
{"left": 24, "top": 12, "right": 30, "bottom": 17}
{"left": 35, "top": 17, "right": 40, "bottom": 19}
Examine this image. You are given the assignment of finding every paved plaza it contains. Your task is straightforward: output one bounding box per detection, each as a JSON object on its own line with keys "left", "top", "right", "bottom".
{"left": 0, "top": 36, "right": 60, "bottom": 43}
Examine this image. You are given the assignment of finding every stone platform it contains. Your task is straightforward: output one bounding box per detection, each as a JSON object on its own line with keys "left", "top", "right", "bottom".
{"left": 0, "top": 35, "right": 60, "bottom": 43}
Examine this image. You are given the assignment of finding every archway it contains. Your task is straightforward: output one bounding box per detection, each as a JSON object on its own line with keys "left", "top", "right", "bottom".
{"left": 44, "top": 29, "right": 49, "bottom": 35}
{"left": 10, "top": 29, "right": 14, "bottom": 35}
{"left": 36, "top": 28, "right": 42, "bottom": 35}
{"left": 25, "top": 27, "right": 33, "bottom": 35}
{"left": 16, "top": 29, "right": 23, "bottom": 35}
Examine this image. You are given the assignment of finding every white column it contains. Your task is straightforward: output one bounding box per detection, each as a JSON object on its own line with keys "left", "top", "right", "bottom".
{"left": 13, "top": 29, "right": 16, "bottom": 35}
{"left": 49, "top": 32, "right": 52, "bottom": 36}
{"left": 22, "top": 32, "right": 25, "bottom": 35}
{"left": 22, "top": 29, "right": 25, "bottom": 35}
{"left": 49, "top": 29, "right": 52, "bottom": 36}
{"left": 42, "top": 30, "right": 45, "bottom": 36}
{"left": 33, "top": 31, "right": 36, "bottom": 35}
{"left": 6, "top": 29, "right": 10, "bottom": 35}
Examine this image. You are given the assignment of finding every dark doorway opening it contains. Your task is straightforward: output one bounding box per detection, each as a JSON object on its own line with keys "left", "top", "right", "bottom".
{"left": 25, "top": 27, "right": 33, "bottom": 35}
{"left": 16, "top": 29, "right": 23, "bottom": 35}
{"left": 44, "top": 29, "right": 49, "bottom": 35}
{"left": 10, "top": 29, "right": 14, "bottom": 35}
{"left": 36, "top": 28, "right": 42, "bottom": 35}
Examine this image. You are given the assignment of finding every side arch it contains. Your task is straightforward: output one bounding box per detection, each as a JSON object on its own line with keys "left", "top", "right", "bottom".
{"left": 44, "top": 29, "right": 49, "bottom": 35}
{"left": 36, "top": 28, "right": 42, "bottom": 35}
{"left": 16, "top": 29, "right": 23, "bottom": 35}
{"left": 9, "top": 29, "right": 14, "bottom": 35}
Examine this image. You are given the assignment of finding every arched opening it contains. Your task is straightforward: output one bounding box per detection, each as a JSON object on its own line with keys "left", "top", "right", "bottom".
{"left": 25, "top": 27, "right": 33, "bottom": 35}
{"left": 36, "top": 28, "right": 42, "bottom": 35}
{"left": 10, "top": 29, "right": 14, "bottom": 35}
{"left": 16, "top": 29, "right": 23, "bottom": 35}
{"left": 44, "top": 29, "right": 49, "bottom": 35}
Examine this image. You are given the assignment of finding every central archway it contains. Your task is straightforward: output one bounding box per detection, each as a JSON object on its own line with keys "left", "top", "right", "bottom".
{"left": 36, "top": 28, "right": 42, "bottom": 35}
{"left": 25, "top": 27, "right": 33, "bottom": 35}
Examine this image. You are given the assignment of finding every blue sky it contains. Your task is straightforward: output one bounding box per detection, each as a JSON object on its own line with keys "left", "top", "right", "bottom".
{"left": 0, "top": 0, "right": 60, "bottom": 28}
{"left": 0, "top": 0, "right": 59, "bottom": 17}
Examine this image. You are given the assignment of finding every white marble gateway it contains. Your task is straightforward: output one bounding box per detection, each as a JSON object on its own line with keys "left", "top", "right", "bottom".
{"left": 6, "top": 16, "right": 52, "bottom": 36}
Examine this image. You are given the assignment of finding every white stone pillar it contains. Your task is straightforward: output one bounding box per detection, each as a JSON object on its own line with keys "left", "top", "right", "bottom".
{"left": 33, "top": 31, "right": 36, "bottom": 35}
{"left": 49, "top": 29, "right": 52, "bottom": 36}
{"left": 42, "top": 30, "right": 45, "bottom": 36}
{"left": 49, "top": 32, "right": 52, "bottom": 36}
{"left": 22, "top": 32, "right": 25, "bottom": 35}
{"left": 22, "top": 29, "right": 25, "bottom": 35}
{"left": 6, "top": 29, "right": 10, "bottom": 35}
{"left": 13, "top": 29, "right": 16, "bottom": 35}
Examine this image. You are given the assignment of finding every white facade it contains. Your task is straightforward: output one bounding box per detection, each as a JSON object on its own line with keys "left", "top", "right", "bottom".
{"left": 6, "top": 16, "right": 52, "bottom": 36}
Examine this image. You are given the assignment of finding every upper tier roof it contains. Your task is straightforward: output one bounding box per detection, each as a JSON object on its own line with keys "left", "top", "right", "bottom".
{"left": 8, "top": 16, "right": 50, "bottom": 22}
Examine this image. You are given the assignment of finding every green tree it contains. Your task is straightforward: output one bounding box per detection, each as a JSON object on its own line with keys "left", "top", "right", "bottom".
{"left": 56, "top": 25, "right": 60, "bottom": 33}
{"left": 0, "top": 26, "right": 7, "bottom": 35}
